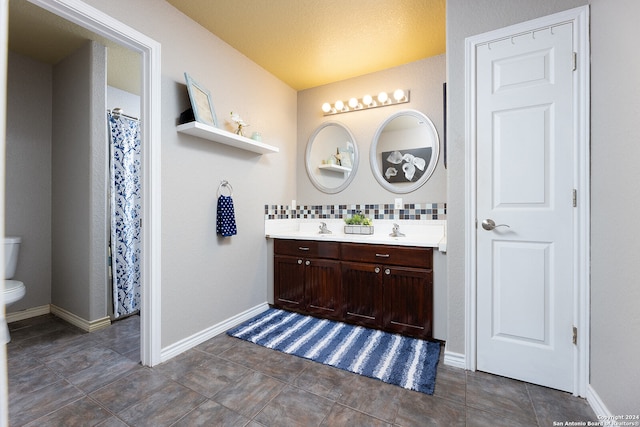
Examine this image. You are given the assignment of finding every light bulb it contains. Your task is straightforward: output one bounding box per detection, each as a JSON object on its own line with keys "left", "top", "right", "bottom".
{"left": 377, "top": 91, "right": 389, "bottom": 104}
{"left": 322, "top": 102, "right": 331, "bottom": 113}
{"left": 335, "top": 100, "right": 344, "bottom": 111}
{"left": 348, "top": 97, "right": 359, "bottom": 108}
{"left": 393, "top": 89, "right": 405, "bottom": 102}
{"left": 362, "top": 94, "right": 373, "bottom": 106}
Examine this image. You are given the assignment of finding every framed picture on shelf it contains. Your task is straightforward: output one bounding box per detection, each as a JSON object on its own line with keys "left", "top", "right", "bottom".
{"left": 184, "top": 72, "right": 218, "bottom": 127}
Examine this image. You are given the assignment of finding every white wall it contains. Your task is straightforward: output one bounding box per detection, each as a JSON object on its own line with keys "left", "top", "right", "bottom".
{"left": 81, "top": 0, "right": 298, "bottom": 347}
{"left": 590, "top": 0, "right": 640, "bottom": 414}
{"left": 297, "top": 56, "right": 446, "bottom": 206}
{"left": 5, "top": 51, "right": 52, "bottom": 311}
{"left": 88, "top": 40, "right": 108, "bottom": 321}
{"left": 107, "top": 86, "right": 140, "bottom": 119}
{"left": 51, "top": 40, "right": 108, "bottom": 321}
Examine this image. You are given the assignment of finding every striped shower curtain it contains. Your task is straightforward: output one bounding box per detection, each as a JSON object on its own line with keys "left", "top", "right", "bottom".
{"left": 108, "top": 112, "right": 141, "bottom": 318}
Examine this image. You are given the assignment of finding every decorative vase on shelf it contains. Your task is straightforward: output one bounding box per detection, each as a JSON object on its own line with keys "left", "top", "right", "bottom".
{"left": 230, "top": 112, "right": 249, "bottom": 137}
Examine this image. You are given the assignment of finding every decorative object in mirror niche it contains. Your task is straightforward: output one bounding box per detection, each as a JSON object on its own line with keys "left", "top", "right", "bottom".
{"left": 382, "top": 147, "right": 430, "bottom": 183}
{"left": 322, "top": 89, "right": 410, "bottom": 116}
{"left": 370, "top": 109, "right": 440, "bottom": 194}
{"left": 229, "top": 112, "right": 249, "bottom": 136}
{"left": 184, "top": 72, "right": 217, "bottom": 127}
{"left": 305, "top": 121, "right": 359, "bottom": 194}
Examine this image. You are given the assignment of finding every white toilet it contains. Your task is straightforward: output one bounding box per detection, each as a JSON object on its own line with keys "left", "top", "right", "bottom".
{"left": 3, "top": 237, "right": 25, "bottom": 343}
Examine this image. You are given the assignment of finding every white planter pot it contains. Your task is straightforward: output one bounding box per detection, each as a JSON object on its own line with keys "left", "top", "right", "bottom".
{"left": 344, "top": 225, "right": 374, "bottom": 235}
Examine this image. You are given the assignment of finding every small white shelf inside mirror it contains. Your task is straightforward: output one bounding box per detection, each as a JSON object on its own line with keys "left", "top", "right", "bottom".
{"left": 318, "top": 164, "right": 352, "bottom": 173}
{"left": 176, "top": 121, "right": 279, "bottom": 154}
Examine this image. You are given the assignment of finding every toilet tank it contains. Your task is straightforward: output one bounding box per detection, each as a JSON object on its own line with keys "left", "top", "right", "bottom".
{"left": 4, "top": 237, "right": 22, "bottom": 279}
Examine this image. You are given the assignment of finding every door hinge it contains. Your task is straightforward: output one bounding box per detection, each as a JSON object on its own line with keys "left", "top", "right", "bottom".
{"left": 572, "top": 52, "right": 577, "bottom": 71}
{"left": 572, "top": 326, "right": 578, "bottom": 345}
{"left": 572, "top": 189, "right": 577, "bottom": 207}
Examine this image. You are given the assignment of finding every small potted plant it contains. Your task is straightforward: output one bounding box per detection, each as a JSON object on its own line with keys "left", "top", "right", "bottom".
{"left": 344, "top": 212, "right": 374, "bottom": 235}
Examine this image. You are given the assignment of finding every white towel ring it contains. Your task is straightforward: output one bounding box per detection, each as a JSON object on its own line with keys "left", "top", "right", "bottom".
{"left": 217, "top": 180, "right": 233, "bottom": 197}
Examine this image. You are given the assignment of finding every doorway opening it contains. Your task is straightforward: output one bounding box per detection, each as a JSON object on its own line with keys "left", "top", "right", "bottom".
{"left": 19, "top": 0, "right": 162, "bottom": 366}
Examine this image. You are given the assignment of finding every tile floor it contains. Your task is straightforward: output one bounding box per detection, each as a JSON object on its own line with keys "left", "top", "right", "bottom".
{"left": 6, "top": 314, "right": 597, "bottom": 426}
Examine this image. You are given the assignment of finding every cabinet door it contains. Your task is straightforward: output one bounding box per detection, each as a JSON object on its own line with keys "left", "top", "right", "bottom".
{"left": 305, "top": 258, "right": 342, "bottom": 319}
{"left": 274, "top": 255, "right": 305, "bottom": 311}
{"left": 341, "top": 261, "right": 383, "bottom": 328}
{"left": 383, "top": 266, "right": 433, "bottom": 339}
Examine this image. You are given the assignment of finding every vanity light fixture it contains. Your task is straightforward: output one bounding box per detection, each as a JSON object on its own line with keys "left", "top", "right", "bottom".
{"left": 348, "top": 97, "right": 362, "bottom": 110}
{"left": 322, "top": 89, "right": 410, "bottom": 116}
{"left": 393, "top": 89, "right": 408, "bottom": 102}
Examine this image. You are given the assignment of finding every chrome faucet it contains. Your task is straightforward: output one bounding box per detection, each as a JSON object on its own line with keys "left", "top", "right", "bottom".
{"left": 319, "top": 222, "right": 332, "bottom": 234}
{"left": 389, "top": 223, "right": 405, "bottom": 237}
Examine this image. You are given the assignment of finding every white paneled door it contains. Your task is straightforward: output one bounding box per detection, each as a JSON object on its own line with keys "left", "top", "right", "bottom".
{"left": 475, "top": 21, "right": 576, "bottom": 392}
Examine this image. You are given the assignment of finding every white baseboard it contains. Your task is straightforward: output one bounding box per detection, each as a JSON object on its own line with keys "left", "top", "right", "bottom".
{"left": 160, "top": 302, "right": 270, "bottom": 363}
{"left": 50, "top": 305, "right": 111, "bottom": 332}
{"left": 443, "top": 348, "right": 466, "bottom": 370}
{"left": 6, "top": 304, "right": 110, "bottom": 333}
{"left": 586, "top": 384, "right": 611, "bottom": 419}
{"left": 6, "top": 305, "right": 51, "bottom": 323}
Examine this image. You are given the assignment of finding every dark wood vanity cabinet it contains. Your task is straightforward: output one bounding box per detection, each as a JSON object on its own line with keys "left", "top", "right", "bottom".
{"left": 273, "top": 239, "right": 342, "bottom": 319}
{"left": 274, "top": 239, "right": 433, "bottom": 340}
{"left": 341, "top": 243, "right": 433, "bottom": 339}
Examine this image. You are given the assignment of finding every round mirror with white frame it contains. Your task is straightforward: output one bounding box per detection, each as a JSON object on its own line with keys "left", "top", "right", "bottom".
{"left": 370, "top": 109, "right": 440, "bottom": 194}
{"left": 305, "top": 121, "right": 358, "bottom": 194}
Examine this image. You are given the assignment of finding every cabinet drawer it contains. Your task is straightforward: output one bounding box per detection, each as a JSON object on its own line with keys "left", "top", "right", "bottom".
{"left": 274, "top": 239, "right": 340, "bottom": 259}
{"left": 341, "top": 243, "right": 432, "bottom": 269}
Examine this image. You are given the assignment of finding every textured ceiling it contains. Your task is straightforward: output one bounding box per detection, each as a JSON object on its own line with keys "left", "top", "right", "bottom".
{"left": 7, "top": 0, "right": 445, "bottom": 94}
{"left": 167, "top": 0, "right": 446, "bottom": 90}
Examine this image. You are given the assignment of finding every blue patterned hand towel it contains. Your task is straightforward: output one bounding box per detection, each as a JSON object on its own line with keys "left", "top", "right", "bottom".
{"left": 216, "top": 195, "right": 237, "bottom": 237}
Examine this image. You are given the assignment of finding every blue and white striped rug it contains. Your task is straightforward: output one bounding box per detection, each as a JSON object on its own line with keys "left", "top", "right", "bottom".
{"left": 227, "top": 308, "right": 440, "bottom": 394}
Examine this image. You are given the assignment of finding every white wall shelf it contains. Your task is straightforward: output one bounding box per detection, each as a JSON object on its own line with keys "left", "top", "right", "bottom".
{"left": 176, "top": 121, "right": 279, "bottom": 154}
{"left": 318, "top": 164, "right": 352, "bottom": 173}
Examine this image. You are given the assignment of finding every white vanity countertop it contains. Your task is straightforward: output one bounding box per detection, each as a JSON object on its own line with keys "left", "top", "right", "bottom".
{"left": 265, "top": 219, "right": 447, "bottom": 252}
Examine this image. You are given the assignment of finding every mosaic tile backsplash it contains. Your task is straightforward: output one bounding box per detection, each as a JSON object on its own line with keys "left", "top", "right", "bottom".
{"left": 264, "top": 203, "right": 446, "bottom": 221}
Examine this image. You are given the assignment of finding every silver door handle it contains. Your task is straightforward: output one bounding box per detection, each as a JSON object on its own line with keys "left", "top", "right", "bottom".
{"left": 481, "top": 219, "right": 510, "bottom": 230}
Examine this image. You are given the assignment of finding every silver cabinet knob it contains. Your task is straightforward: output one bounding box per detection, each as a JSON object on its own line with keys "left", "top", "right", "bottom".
{"left": 385, "top": 268, "right": 391, "bottom": 275}
{"left": 298, "top": 259, "right": 303, "bottom": 264}
{"left": 305, "top": 260, "right": 311, "bottom": 266}
{"left": 481, "top": 219, "right": 510, "bottom": 231}
{"left": 374, "top": 267, "right": 380, "bottom": 273}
